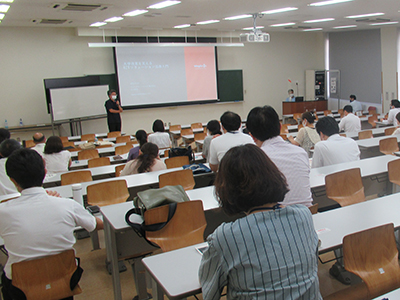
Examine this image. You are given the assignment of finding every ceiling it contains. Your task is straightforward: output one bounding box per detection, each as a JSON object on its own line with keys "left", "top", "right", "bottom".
{"left": 1, "top": 0, "right": 400, "bottom": 33}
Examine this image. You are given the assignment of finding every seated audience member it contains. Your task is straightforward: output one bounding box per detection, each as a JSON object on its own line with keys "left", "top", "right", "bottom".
{"left": 388, "top": 99, "right": 400, "bottom": 126}
{"left": 148, "top": 119, "right": 171, "bottom": 149}
{"left": 0, "top": 128, "right": 10, "bottom": 144}
{"left": 127, "top": 130, "right": 147, "bottom": 162}
{"left": 43, "top": 136, "right": 72, "bottom": 173}
{"left": 199, "top": 144, "right": 321, "bottom": 300}
{"left": 209, "top": 111, "right": 254, "bottom": 172}
{"left": 31, "top": 132, "right": 46, "bottom": 156}
{"left": 246, "top": 106, "right": 313, "bottom": 207}
{"left": 349, "top": 94, "right": 362, "bottom": 113}
{"left": 392, "top": 112, "right": 400, "bottom": 135}
{"left": 338, "top": 105, "right": 361, "bottom": 132}
{"left": 202, "top": 120, "right": 222, "bottom": 162}
{"left": 0, "top": 148, "right": 103, "bottom": 300}
{"left": 120, "top": 142, "right": 166, "bottom": 176}
{"left": 288, "top": 111, "right": 320, "bottom": 157}
{"left": 0, "top": 139, "right": 21, "bottom": 196}
{"left": 312, "top": 116, "right": 360, "bottom": 168}
{"left": 285, "top": 89, "right": 296, "bottom": 102}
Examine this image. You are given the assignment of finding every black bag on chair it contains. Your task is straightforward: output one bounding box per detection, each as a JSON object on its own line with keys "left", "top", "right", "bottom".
{"left": 169, "top": 146, "right": 194, "bottom": 162}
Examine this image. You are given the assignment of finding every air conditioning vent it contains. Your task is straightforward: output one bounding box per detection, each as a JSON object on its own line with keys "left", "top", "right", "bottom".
{"left": 355, "top": 18, "right": 390, "bottom": 23}
{"left": 52, "top": 3, "right": 109, "bottom": 12}
{"left": 32, "top": 19, "right": 69, "bottom": 24}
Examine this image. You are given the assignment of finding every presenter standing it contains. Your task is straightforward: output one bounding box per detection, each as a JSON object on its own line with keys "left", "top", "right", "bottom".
{"left": 105, "top": 89, "right": 123, "bottom": 132}
{"left": 285, "top": 89, "right": 296, "bottom": 102}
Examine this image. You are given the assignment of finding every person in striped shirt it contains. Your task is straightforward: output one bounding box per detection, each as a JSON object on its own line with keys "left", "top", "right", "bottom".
{"left": 199, "top": 144, "right": 321, "bottom": 300}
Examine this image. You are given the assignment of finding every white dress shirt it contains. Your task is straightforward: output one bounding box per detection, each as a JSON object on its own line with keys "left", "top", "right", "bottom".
{"left": 349, "top": 100, "right": 363, "bottom": 112}
{"left": 43, "top": 150, "right": 71, "bottom": 174}
{"left": 311, "top": 134, "right": 360, "bottom": 168}
{"left": 148, "top": 132, "right": 172, "bottom": 149}
{"left": 260, "top": 136, "right": 313, "bottom": 207}
{"left": 31, "top": 143, "right": 45, "bottom": 156}
{"left": 0, "top": 158, "right": 18, "bottom": 196}
{"left": 339, "top": 113, "right": 361, "bottom": 132}
{"left": 388, "top": 108, "right": 400, "bottom": 126}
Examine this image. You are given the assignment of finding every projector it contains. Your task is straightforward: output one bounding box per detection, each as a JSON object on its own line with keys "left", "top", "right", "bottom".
{"left": 239, "top": 32, "right": 270, "bottom": 43}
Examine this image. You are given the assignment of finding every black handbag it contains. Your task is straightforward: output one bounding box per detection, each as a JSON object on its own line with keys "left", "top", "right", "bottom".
{"left": 169, "top": 146, "right": 194, "bottom": 162}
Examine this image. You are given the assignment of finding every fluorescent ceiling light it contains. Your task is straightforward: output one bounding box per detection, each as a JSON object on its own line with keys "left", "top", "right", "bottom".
{"left": 270, "top": 22, "right": 296, "bottom": 27}
{"left": 90, "top": 22, "right": 107, "bottom": 27}
{"left": 0, "top": 4, "right": 9, "bottom": 13}
{"left": 104, "top": 16, "right": 124, "bottom": 22}
{"left": 89, "top": 42, "right": 244, "bottom": 48}
{"left": 346, "top": 12, "right": 384, "bottom": 18}
{"left": 174, "top": 24, "right": 191, "bottom": 28}
{"left": 261, "top": 7, "right": 298, "bottom": 14}
{"left": 309, "top": 0, "right": 353, "bottom": 7}
{"left": 123, "top": 10, "right": 148, "bottom": 17}
{"left": 304, "top": 18, "right": 334, "bottom": 23}
{"left": 242, "top": 26, "right": 264, "bottom": 30}
{"left": 196, "top": 20, "right": 220, "bottom": 25}
{"left": 224, "top": 14, "right": 252, "bottom": 21}
{"left": 0, "top": 0, "right": 13, "bottom": 2}
{"left": 370, "top": 21, "right": 399, "bottom": 26}
{"left": 333, "top": 25, "right": 357, "bottom": 29}
{"left": 147, "top": 0, "right": 181, "bottom": 9}
{"left": 303, "top": 28, "right": 323, "bottom": 31}
{"left": 0, "top": 13, "right": 4, "bottom": 20}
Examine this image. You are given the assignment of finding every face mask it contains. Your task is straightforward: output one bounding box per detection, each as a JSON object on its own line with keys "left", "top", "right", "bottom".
{"left": 111, "top": 95, "right": 117, "bottom": 100}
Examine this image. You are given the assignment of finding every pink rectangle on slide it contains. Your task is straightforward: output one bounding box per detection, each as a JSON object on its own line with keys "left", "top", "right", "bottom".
{"left": 184, "top": 47, "right": 218, "bottom": 101}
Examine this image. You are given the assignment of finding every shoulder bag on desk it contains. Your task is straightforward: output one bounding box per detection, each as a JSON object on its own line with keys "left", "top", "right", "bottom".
{"left": 169, "top": 146, "right": 194, "bottom": 162}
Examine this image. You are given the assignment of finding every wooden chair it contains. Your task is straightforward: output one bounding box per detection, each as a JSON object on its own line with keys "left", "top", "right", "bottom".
{"left": 115, "top": 145, "right": 132, "bottom": 155}
{"left": 339, "top": 133, "right": 346, "bottom": 137}
{"left": 368, "top": 106, "right": 377, "bottom": 115}
{"left": 308, "top": 203, "right": 318, "bottom": 215}
{"left": 86, "top": 180, "right": 129, "bottom": 207}
{"left": 388, "top": 159, "right": 400, "bottom": 187}
{"left": 116, "top": 135, "right": 131, "bottom": 143}
{"left": 80, "top": 133, "right": 95, "bottom": 142}
{"left": 338, "top": 109, "right": 344, "bottom": 117}
{"left": 169, "top": 125, "right": 181, "bottom": 132}
{"left": 61, "top": 170, "right": 92, "bottom": 186}
{"left": 293, "top": 113, "right": 302, "bottom": 124}
{"left": 358, "top": 130, "right": 373, "bottom": 140}
{"left": 165, "top": 156, "right": 190, "bottom": 169}
{"left": 297, "top": 123, "right": 304, "bottom": 130}
{"left": 24, "top": 140, "right": 35, "bottom": 148}
{"left": 190, "top": 122, "right": 203, "bottom": 131}
{"left": 280, "top": 134, "right": 287, "bottom": 140}
{"left": 159, "top": 169, "right": 195, "bottom": 191}
{"left": 180, "top": 128, "right": 193, "bottom": 136}
{"left": 11, "top": 249, "right": 82, "bottom": 300}
{"left": 385, "top": 127, "right": 396, "bottom": 136}
{"left": 126, "top": 141, "right": 138, "bottom": 147}
{"left": 164, "top": 149, "right": 169, "bottom": 158}
{"left": 280, "top": 124, "right": 289, "bottom": 134}
{"left": 88, "top": 157, "right": 110, "bottom": 168}
{"left": 115, "top": 164, "right": 125, "bottom": 177}
{"left": 194, "top": 132, "right": 206, "bottom": 141}
{"left": 144, "top": 200, "right": 207, "bottom": 252}
{"left": 379, "top": 137, "right": 399, "bottom": 155}
{"left": 60, "top": 136, "right": 69, "bottom": 143}
{"left": 77, "top": 149, "right": 99, "bottom": 160}
{"left": 325, "top": 168, "right": 365, "bottom": 207}
{"left": 323, "top": 110, "right": 332, "bottom": 116}
{"left": 368, "top": 115, "right": 378, "bottom": 128}
{"left": 107, "top": 131, "right": 121, "bottom": 138}
{"left": 63, "top": 141, "right": 78, "bottom": 151}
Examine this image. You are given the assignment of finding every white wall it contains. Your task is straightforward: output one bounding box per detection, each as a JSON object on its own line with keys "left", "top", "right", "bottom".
{"left": 0, "top": 27, "right": 324, "bottom": 139}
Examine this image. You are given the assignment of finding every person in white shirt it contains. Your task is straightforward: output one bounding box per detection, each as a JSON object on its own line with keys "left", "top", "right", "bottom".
{"left": 388, "top": 99, "right": 400, "bottom": 126}
{"left": 209, "top": 111, "right": 254, "bottom": 172}
{"left": 202, "top": 120, "right": 222, "bottom": 162}
{"left": 338, "top": 105, "right": 361, "bottom": 132}
{"left": 349, "top": 94, "right": 362, "bottom": 113}
{"left": 0, "top": 139, "right": 21, "bottom": 196}
{"left": 43, "top": 136, "right": 72, "bottom": 174}
{"left": 30, "top": 132, "right": 46, "bottom": 156}
{"left": 148, "top": 119, "right": 171, "bottom": 149}
{"left": 285, "top": 89, "right": 296, "bottom": 102}
{"left": 392, "top": 113, "right": 400, "bottom": 136}
{"left": 0, "top": 148, "right": 103, "bottom": 300}
{"left": 312, "top": 116, "right": 360, "bottom": 168}
{"left": 246, "top": 106, "right": 313, "bottom": 207}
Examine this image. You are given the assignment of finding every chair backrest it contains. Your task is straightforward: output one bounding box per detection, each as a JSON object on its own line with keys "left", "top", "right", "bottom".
{"left": 59, "top": 136, "right": 69, "bottom": 143}
{"left": 368, "top": 106, "right": 377, "bottom": 114}
{"left": 338, "top": 109, "right": 344, "bottom": 117}
{"left": 86, "top": 180, "right": 129, "bottom": 207}
{"left": 107, "top": 131, "right": 121, "bottom": 138}
{"left": 144, "top": 200, "right": 207, "bottom": 252}
{"left": 280, "top": 124, "right": 289, "bottom": 134}
{"left": 343, "top": 223, "right": 400, "bottom": 299}
{"left": 358, "top": 130, "right": 373, "bottom": 140}
{"left": 194, "top": 132, "right": 206, "bottom": 141}
{"left": 325, "top": 168, "right": 365, "bottom": 207}
{"left": 115, "top": 164, "right": 125, "bottom": 177}
{"left": 339, "top": 133, "right": 346, "bottom": 137}
{"left": 116, "top": 135, "right": 131, "bottom": 143}
{"left": 297, "top": 124, "right": 304, "bottom": 130}
{"left": 388, "top": 159, "right": 400, "bottom": 187}
{"left": 126, "top": 141, "right": 138, "bottom": 147}
{"left": 63, "top": 141, "right": 76, "bottom": 148}
{"left": 280, "top": 134, "right": 287, "bottom": 140}
{"left": 308, "top": 203, "right": 318, "bottom": 214}
{"left": 169, "top": 125, "right": 181, "bottom": 132}
{"left": 324, "top": 110, "right": 332, "bottom": 116}
{"left": 368, "top": 115, "right": 378, "bottom": 128}
{"left": 115, "top": 145, "right": 132, "bottom": 155}
{"left": 180, "top": 128, "right": 193, "bottom": 136}
{"left": 379, "top": 137, "right": 399, "bottom": 155}
{"left": 12, "top": 249, "right": 82, "bottom": 300}
{"left": 385, "top": 127, "right": 396, "bottom": 136}
{"left": 293, "top": 113, "right": 302, "bottom": 122}
{"left": 80, "top": 133, "right": 95, "bottom": 142}
{"left": 165, "top": 156, "right": 190, "bottom": 169}
{"left": 191, "top": 122, "right": 203, "bottom": 130}
{"left": 61, "top": 170, "right": 92, "bottom": 186}
{"left": 24, "top": 140, "right": 35, "bottom": 148}
{"left": 77, "top": 149, "right": 99, "bottom": 160}
{"left": 159, "top": 169, "right": 195, "bottom": 191}
{"left": 88, "top": 157, "right": 110, "bottom": 168}
{"left": 164, "top": 149, "right": 169, "bottom": 158}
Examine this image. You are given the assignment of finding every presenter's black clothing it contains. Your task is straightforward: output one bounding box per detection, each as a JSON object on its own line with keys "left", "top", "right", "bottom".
{"left": 105, "top": 99, "right": 121, "bottom": 132}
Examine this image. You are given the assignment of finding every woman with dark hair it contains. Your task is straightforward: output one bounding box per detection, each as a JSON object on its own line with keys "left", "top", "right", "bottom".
{"left": 199, "top": 144, "right": 321, "bottom": 300}
{"left": 148, "top": 119, "right": 171, "bottom": 149}
{"left": 127, "top": 130, "right": 148, "bottom": 162}
{"left": 120, "top": 142, "right": 166, "bottom": 176}
{"left": 202, "top": 120, "right": 222, "bottom": 162}
{"left": 43, "top": 136, "right": 72, "bottom": 173}
{"left": 288, "top": 111, "right": 320, "bottom": 157}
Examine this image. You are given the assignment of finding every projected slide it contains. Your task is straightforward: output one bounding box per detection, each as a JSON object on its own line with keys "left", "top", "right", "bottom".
{"left": 115, "top": 46, "right": 218, "bottom": 107}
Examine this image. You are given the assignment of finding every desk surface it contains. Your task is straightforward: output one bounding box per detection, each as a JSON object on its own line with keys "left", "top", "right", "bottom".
{"left": 356, "top": 135, "right": 400, "bottom": 148}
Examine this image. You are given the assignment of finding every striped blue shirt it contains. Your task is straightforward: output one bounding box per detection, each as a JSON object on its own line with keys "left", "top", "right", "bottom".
{"left": 199, "top": 205, "right": 322, "bottom": 300}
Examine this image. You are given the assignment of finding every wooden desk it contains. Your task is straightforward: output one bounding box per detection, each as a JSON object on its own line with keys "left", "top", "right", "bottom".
{"left": 282, "top": 100, "right": 327, "bottom": 115}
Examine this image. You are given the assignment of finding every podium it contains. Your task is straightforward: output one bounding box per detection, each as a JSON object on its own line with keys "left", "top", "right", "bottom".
{"left": 282, "top": 100, "right": 327, "bottom": 115}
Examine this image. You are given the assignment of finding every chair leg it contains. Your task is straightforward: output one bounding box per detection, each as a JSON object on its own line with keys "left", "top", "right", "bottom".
{"left": 329, "top": 248, "right": 352, "bottom": 285}
{"left": 128, "top": 258, "right": 151, "bottom": 300}
{"left": 89, "top": 230, "right": 100, "bottom": 250}
{"left": 151, "top": 277, "right": 164, "bottom": 300}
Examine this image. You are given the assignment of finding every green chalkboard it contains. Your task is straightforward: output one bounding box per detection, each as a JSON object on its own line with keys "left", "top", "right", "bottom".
{"left": 217, "top": 70, "right": 244, "bottom": 102}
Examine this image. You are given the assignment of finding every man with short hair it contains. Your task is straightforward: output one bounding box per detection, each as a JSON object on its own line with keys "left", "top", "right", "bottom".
{"left": 312, "top": 116, "right": 360, "bottom": 168}
{"left": 0, "top": 139, "right": 21, "bottom": 196}
{"left": 31, "top": 132, "right": 46, "bottom": 156}
{"left": 285, "top": 89, "right": 296, "bottom": 102}
{"left": 339, "top": 105, "right": 361, "bottom": 132}
{"left": 105, "top": 89, "right": 123, "bottom": 132}
{"left": 209, "top": 111, "right": 254, "bottom": 172}
{"left": 0, "top": 128, "right": 10, "bottom": 144}
{"left": 388, "top": 99, "right": 400, "bottom": 126}
{"left": 349, "top": 94, "right": 362, "bottom": 113}
{"left": 246, "top": 106, "right": 313, "bottom": 207}
{"left": 0, "top": 148, "right": 103, "bottom": 300}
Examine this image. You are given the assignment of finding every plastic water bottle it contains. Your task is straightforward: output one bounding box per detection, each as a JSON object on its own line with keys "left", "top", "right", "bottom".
{"left": 19, "top": 118, "right": 23, "bottom": 126}
{"left": 72, "top": 183, "right": 84, "bottom": 207}
{"left": 4, "top": 120, "right": 8, "bottom": 129}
